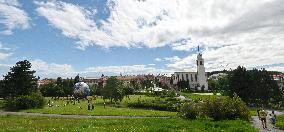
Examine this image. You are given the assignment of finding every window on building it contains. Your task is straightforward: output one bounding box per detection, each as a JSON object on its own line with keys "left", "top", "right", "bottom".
{"left": 195, "top": 74, "right": 197, "bottom": 82}
{"left": 191, "top": 74, "right": 193, "bottom": 82}
{"left": 182, "top": 74, "right": 184, "bottom": 81}
{"left": 200, "top": 61, "right": 203, "bottom": 65}
{"left": 186, "top": 74, "right": 188, "bottom": 80}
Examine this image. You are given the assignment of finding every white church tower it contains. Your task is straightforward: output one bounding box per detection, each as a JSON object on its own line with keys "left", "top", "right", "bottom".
{"left": 196, "top": 50, "right": 208, "bottom": 91}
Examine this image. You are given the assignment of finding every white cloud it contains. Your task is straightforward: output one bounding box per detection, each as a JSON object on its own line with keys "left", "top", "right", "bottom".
{"left": 0, "top": 43, "right": 12, "bottom": 60}
{"left": 85, "top": 64, "right": 173, "bottom": 75}
{"left": 0, "top": 64, "right": 11, "bottom": 79}
{"left": 0, "top": 0, "right": 30, "bottom": 35}
{"left": 31, "top": 59, "right": 76, "bottom": 78}
{"left": 0, "top": 52, "right": 11, "bottom": 60}
{"left": 35, "top": 0, "right": 284, "bottom": 72}
{"left": 266, "top": 66, "right": 284, "bottom": 72}
{"left": 35, "top": 0, "right": 279, "bottom": 49}
{"left": 167, "top": 34, "right": 284, "bottom": 72}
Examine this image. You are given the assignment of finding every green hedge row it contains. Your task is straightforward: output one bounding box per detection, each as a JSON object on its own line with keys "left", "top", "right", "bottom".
{"left": 128, "top": 97, "right": 181, "bottom": 112}
{"left": 4, "top": 92, "right": 45, "bottom": 110}
{"left": 178, "top": 95, "right": 250, "bottom": 120}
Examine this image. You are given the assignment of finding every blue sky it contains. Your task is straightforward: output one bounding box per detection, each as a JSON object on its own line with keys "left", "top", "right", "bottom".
{"left": 0, "top": 0, "right": 284, "bottom": 78}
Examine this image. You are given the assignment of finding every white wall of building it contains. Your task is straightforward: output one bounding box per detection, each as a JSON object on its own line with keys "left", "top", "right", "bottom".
{"left": 171, "top": 53, "right": 208, "bottom": 91}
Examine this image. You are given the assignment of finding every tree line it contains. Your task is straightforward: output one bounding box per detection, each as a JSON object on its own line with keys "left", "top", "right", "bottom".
{"left": 209, "top": 66, "right": 282, "bottom": 106}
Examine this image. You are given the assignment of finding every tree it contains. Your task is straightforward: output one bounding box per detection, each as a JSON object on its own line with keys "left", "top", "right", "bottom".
{"left": 130, "top": 80, "right": 142, "bottom": 91}
{"left": 89, "top": 84, "right": 97, "bottom": 96}
{"left": 225, "top": 66, "right": 252, "bottom": 102}
{"left": 96, "top": 81, "right": 103, "bottom": 95}
{"left": 177, "top": 80, "right": 189, "bottom": 90}
{"left": 208, "top": 78, "right": 217, "bottom": 91}
{"left": 102, "top": 77, "right": 125, "bottom": 102}
{"left": 141, "top": 79, "right": 153, "bottom": 89}
{"left": 40, "top": 82, "right": 57, "bottom": 97}
{"left": 74, "top": 74, "right": 80, "bottom": 84}
{"left": 124, "top": 85, "right": 134, "bottom": 98}
{"left": 0, "top": 80, "right": 3, "bottom": 98}
{"left": 1, "top": 60, "right": 38, "bottom": 98}
{"left": 222, "top": 66, "right": 281, "bottom": 105}
{"left": 56, "top": 77, "right": 63, "bottom": 86}
{"left": 62, "top": 78, "right": 73, "bottom": 96}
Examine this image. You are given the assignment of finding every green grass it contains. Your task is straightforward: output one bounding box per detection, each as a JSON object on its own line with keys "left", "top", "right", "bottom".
{"left": 0, "top": 115, "right": 257, "bottom": 132}
{"left": 276, "top": 114, "right": 284, "bottom": 130}
{"left": 248, "top": 108, "right": 259, "bottom": 116}
{"left": 20, "top": 95, "right": 177, "bottom": 117}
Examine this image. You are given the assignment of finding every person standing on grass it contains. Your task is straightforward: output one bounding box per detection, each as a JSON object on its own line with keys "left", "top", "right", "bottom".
{"left": 259, "top": 109, "right": 268, "bottom": 129}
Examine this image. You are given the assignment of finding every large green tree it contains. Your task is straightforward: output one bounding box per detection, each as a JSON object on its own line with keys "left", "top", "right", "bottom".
{"left": 102, "top": 77, "right": 125, "bottom": 102}
{"left": 40, "top": 82, "right": 57, "bottom": 97}
{"left": 74, "top": 74, "right": 80, "bottom": 84}
{"left": 40, "top": 78, "right": 74, "bottom": 97}
{"left": 1, "top": 60, "right": 38, "bottom": 98}
{"left": 0, "top": 80, "right": 3, "bottom": 97}
{"left": 223, "top": 66, "right": 281, "bottom": 105}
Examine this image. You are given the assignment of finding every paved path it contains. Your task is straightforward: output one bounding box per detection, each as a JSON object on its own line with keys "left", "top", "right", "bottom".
{"left": 252, "top": 110, "right": 283, "bottom": 132}
{"left": 0, "top": 111, "right": 170, "bottom": 119}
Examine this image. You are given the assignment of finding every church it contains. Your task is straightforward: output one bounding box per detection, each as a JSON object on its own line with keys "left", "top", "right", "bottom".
{"left": 171, "top": 52, "right": 208, "bottom": 91}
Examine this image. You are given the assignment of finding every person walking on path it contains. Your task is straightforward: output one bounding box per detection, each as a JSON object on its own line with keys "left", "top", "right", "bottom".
{"left": 269, "top": 110, "right": 277, "bottom": 125}
{"left": 259, "top": 109, "right": 268, "bottom": 129}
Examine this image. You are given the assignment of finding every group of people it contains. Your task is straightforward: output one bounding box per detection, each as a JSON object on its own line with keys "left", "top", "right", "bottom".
{"left": 47, "top": 96, "right": 100, "bottom": 111}
{"left": 257, "top": 109, "right": 277, "bottom": 129}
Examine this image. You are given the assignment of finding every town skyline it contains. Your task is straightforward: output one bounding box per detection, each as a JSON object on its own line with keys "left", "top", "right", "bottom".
{"left": 0, "top": 0, "right": 284, "bottom": 79}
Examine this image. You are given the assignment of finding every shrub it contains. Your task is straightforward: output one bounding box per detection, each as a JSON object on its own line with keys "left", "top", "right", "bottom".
{"left": 178, "top": 102, "right": 200, "bottom": 119}
{"left": 4, "top": 92, "right": 45, "bottom": 110}
{"left": 165, "top": 97, "right": 180, "bottom": 102}
{"left": 160, "top": 90, "right": 176, "bottom": 98}
{"left": 178, "top": 95, "right": 250, "bottom": 120}
{"left": 128, "top": 97, "right": 181, "bottom": 111}
{"left": 201, "top": 95, "right": 250, "bottom": 120}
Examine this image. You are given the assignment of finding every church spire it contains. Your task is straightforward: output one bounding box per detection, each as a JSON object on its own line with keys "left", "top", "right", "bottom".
{"left": 198, "top": 45, "right": 200, "bottom": 53}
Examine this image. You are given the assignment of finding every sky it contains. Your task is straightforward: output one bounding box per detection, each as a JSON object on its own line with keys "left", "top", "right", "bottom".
{"left": 0, "top": 0, "right": 284, "bottom": 79}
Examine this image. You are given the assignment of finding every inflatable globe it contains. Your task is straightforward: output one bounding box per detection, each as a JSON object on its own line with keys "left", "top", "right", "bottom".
{"left": 73, "top": 82, "right": 90, "bottom": 98}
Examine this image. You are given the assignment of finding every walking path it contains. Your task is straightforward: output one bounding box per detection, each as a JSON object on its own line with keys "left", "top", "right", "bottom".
{"left": 252, "top": 110, "right": 283, "bottom": 132}
{"left": 0, "top": 111, "right": 170, "bottom": 119}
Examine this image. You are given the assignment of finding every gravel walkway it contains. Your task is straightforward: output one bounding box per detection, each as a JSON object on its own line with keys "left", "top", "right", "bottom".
{"left": 0, "top": 111, "right": 170, "bottom": 119}
{"left": 252, "top": 110, "right": 283, "bottom": 132}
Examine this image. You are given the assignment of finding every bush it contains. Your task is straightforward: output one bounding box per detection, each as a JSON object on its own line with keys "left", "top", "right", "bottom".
{"left": 160, "top": 90, "right": 176, "bottom": 98}
{"left": 178, "top": 102, "right": 200, "bottom": 119}
{"left": 178, "top": 95, "right": 250, "bottom": 120}
{"left": 4, "top": 92, "right": 45, "bottom": 110}
{"left": 202, "top": 95, "right": 250, "bottom": 120}
{"left": 128, "top": 97, "right": 181, "bottom": 112}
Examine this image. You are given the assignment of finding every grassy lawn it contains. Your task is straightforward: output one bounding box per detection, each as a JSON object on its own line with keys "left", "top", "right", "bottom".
{"left": 20, "top": 95, "right": 177, "bottom": 117}
{"left": 276, "top": 114, "right": 284, "bottom": 130}
{"left": 0, "top": 115, "right": 257, "bottom": 132}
